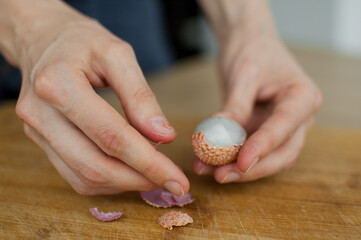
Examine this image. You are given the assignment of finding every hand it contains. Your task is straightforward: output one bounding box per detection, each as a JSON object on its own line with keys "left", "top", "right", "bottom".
{"left": 11, "top": 2, "right": 188, "bottom": 195}
{"left": 193, "top": 31, "right": 322, "bottom": 183}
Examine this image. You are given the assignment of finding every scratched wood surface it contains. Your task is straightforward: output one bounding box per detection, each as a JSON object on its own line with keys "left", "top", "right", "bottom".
{"left": 1, "top": 48, "right": 361, "bottom": 239}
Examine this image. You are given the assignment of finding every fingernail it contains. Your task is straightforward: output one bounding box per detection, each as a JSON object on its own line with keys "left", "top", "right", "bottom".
{"left": 198, "top": 166, "right": 207, "bottom": 175}
{"left": 164, "top": 181, "right": 184, "bottom": 196}
{"left": 221, "top": 172, "right": 240, "bottom": 183}
{"left": 245, "top": 157, "right": 259, "bottom": 173}
{"left": 151, "top": 116, "right": 175, "bottom": 135}
{"left": 195, "top": 159, "right": 207, "bottom": 175}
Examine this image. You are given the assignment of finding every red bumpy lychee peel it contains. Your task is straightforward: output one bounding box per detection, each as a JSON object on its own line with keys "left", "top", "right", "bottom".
{"left": 192, "top": 116, "right": 247, "bottom": 166}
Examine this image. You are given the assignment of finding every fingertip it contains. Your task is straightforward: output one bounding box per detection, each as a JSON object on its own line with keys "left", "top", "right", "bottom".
{"left": 149, "top": 116, "right": 177, "bottom": 143}
{"left": 163, "top": 164, "right": 190, "bottom": 196}
{"left": 236, "top": 153, "right": 249, "bottom": 173}
{"left": 148, "top": 131, "right": 177, "bottom": 144}
{"left": 237, "top": 156, "right": 259, "bottom": 173}
{"left": 133, "top": 116, "right": 177, "bottom": 143}
{"left": 182, "top": 177, "right": 190, "bottom": 195}
{"left": 150, "top": 116, "right": 175, "bottom": 135}
{"left": 176, "top": 165, "right": 190, "bottom": 195}
{"left": 213, "top": 163, "right": 240, "bottom": 183}
{"left": 165, "top": 176, "right": 190, "bottom": 197}
{"left": 192, "top": 158, "right": 215, "bottom": 175}
{"left": 237, "top": 140, "right": 260, "bottom": 172}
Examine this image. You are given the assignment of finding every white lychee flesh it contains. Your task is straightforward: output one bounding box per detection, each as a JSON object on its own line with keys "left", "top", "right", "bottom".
{"left": 194, "top": 116, "right": 246, "bottom": 147}
{"left": 192, "top": 116, "right": 247, "bottom": 166}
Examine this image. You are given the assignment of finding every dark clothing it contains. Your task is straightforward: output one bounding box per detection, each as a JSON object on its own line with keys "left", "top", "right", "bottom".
{"left": 0, "top": 0, "right": 174, "bottom": 102}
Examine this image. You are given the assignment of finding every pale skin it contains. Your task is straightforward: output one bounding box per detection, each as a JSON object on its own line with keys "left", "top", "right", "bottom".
{"left": 0, "top": 0, "right": 321, "bottom": 195}
{"left": 194, "top": 0, "right": 322, "bottom": 183}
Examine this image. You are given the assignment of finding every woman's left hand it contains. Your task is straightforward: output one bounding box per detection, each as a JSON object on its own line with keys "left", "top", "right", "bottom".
{"left": 193, "top": 30, "right": 322, "bottom": 183}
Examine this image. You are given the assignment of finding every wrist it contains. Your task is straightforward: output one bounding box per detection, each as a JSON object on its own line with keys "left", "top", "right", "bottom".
{"left": 0, "top": 0, "right": 88, "bottom": 68}
{"left": 199, "top": 0, "right": 278, "bottom": 47}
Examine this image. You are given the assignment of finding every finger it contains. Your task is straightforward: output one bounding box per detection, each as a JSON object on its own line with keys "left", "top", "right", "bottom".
{"left": 33, "top": 67, "right": 189, "bottom": 196}
{"left": 23, "top": 123, "right": 107, "bottom": 194}
{"left": 95, "top": 42, "right": 176, "bottom": 143}
{"left": 215, "top": 122, "right": 307, "bottom": 183}
{"left": 218, "top": 60, "right": 260, "bottom": 126}
{"left": 23, "top": 108, "right": 159, "bottom": 194}
{"left": 242, "top": 102, "right": 273, "bottom": 135}
{"left": 237, "top": 84, "right": 317, "bottom": 172}
{"left": 192, "top": 158, "right": 216, "bottom": 175}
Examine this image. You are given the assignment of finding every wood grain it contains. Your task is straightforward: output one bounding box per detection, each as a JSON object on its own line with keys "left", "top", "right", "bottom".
{"left": 1, "top": 48, "right": 361, "bottom": 239}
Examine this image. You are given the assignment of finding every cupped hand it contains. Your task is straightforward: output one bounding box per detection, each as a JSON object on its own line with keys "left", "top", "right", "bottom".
{"left": 15, "top": 8, "right": 188, "bottom": 195}
{"left": 193, "top": 31, "right": 322, "bottom": 183}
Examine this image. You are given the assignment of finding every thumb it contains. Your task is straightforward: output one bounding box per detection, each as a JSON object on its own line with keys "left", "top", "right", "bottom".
{"left": 217, "top": 62, "right": 259, "bottom": 126}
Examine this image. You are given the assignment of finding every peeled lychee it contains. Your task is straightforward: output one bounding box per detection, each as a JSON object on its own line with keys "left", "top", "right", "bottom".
{"left": 192, "top": 116, "right": 246, "bottom": 166}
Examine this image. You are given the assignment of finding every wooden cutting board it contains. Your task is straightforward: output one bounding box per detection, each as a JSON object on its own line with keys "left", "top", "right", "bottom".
{"left": 0, "top": 103, "right": 360, "bottom": 239}
{"left": 1, "top": 50, "right": 361, "bottom": 239}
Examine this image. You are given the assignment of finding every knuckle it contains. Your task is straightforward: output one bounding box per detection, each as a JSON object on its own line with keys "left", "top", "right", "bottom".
{"left": 133, "top": 87, "right": 156, "bottom": 106}
{"left": 239, "top": 58, "right": 258, "bottom": 78}
{"left": 77, "top": 163, "right": 109, "bottom": 188}
{"left": 98, "top": 129, "right": 125, "bottom": 156}
{"left": 123, "top": 87, "right": 157, "bottom": 113}
{"left": 141, "top": 160, "right": 157, "bottom": 176}
{"left": 15, "top": 100, "right": 39, "bottom": 127}
{"left": 15, "top": 100, "right": 30, "bottom": 122}
{"left": 106, "top": 40, "right": 135, "bottom": 58}
{"left": 118, "top": 41, "right": 135, "bottom": 56}
{"left": 33, "top": 62, "right": 74, "bottom": 107}
{"left": 33, "top": 70, "right": 55, "bottom": 99}
{"left": 87, "top": 18, "right": 102, "bottom": 28}
{"left": 33, "top": 67, "right": 65, "bottom": 106}
{"left": 229, "top": 57, "right": 258, "bottom": 84}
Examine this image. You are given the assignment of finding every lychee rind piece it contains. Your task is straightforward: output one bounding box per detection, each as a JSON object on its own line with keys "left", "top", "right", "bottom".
{"left": 192, "top": 116, "right": 246, "bottom": 166}
{"left": 192, "top": 132, "right": 242, "bottom": 166}
{"left": 158, "top": 211, "right": 193, "bottom": 230}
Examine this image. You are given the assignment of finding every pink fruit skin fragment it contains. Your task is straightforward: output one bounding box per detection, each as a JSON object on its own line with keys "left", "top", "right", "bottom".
{"left": 140, "top": 188, "right": 171, "bottom": 208}
{"left": 89, "top": 208, "right": 123, "bottom": 222}
{"left": 158, "top": 211, "right": 193, "bottom": 230}
{"left": 160, "top": 192, "right": 194, "bottom": 207}
{"left": 140, "top": 188, "right": 194, "bottom": 208}
{"left": 153, "top": 141, "right": 163, "bottom": 149}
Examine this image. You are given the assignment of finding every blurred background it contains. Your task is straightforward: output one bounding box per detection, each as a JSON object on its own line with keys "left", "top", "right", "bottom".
{"left": 180, "top": 0, "right": 361, "bottom": 57}
{"left": 170, "top": 0, "right": 361, "bottom": 129}
{"left": 271, "top": 0, "right": 361, "bottom": 56}
{"left": 1, "top": 0, "right": 361, "bottom": 115}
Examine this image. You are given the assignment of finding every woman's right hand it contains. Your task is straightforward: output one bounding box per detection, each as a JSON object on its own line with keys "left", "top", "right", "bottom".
{"left": 6, "top": 0, "right": 189, "bottom": 195}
